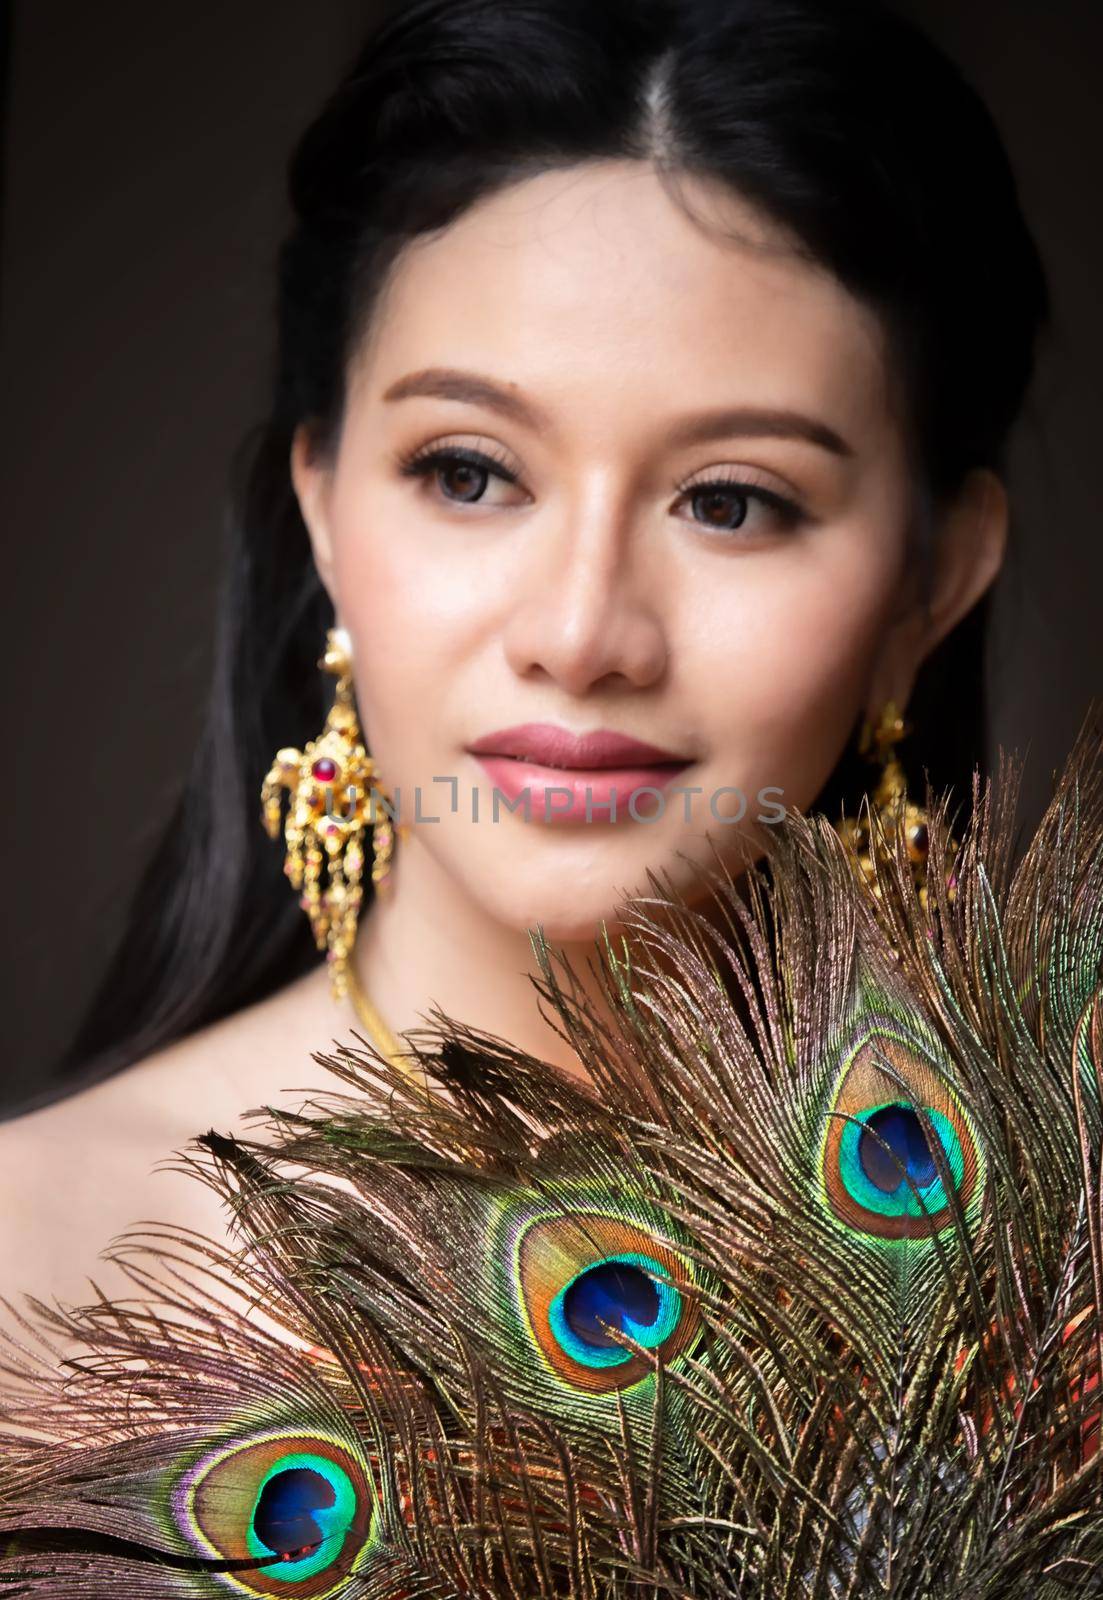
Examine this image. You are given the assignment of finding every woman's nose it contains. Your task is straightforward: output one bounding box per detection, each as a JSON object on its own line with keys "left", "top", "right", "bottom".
{"left": 500, "top": 500, "right": 668, "bottom": 696}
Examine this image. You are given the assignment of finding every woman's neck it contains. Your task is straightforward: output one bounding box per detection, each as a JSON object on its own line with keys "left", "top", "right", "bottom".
{"left": 352, "top": 838, "right": 746, "bottom": 1085}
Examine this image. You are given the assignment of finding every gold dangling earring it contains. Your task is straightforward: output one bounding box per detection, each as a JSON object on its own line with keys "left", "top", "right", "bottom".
{"left": 834, "top": 698, "right": 958, "bottom": 911}
{"left": 261, "top": 625, "right": 402, "bottom": 998}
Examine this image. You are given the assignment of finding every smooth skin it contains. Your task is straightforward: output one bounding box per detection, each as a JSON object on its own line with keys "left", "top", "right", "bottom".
{"left": 0, "top": 160, "right": 1006, "bottom": 1348}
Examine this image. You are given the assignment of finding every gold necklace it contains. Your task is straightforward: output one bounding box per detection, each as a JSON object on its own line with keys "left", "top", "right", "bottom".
{"left": 344, "top": 957, "right": 432, "bottom": 1097}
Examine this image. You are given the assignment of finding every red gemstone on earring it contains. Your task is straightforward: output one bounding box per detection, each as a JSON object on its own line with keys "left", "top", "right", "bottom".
{"left": 312, "top": 757, "right": 338, "bottom": 782}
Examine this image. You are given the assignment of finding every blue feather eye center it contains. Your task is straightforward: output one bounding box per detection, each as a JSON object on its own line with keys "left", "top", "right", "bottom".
{"left": 839, "top": 1101, "right": 963, "bottom": 1221}
{"left": 549, "top": 1252, "right": 682, "bottom": 1369}
{"left": 859, "top": 1104, "right": 938, "bottom": 1193}
{"left": 244, "top": 1451, "right": 360, "bottom": 1578}
{"left": 252, "top": 1465, "right": 334, "bottom": 1558}
{"left": 563, "top": 1260, "right": 661, "bottom": 1349}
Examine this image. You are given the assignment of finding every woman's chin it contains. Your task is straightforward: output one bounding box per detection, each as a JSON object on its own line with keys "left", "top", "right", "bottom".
{"left": 471, "top": 871, "right": 694, "bottom": 947}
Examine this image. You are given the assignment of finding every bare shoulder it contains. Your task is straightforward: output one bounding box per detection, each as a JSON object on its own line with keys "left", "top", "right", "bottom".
{"left": 0, "top": 962, "right": 349, "bottom": 1335}
{"left": 114, "top": 958, "right": 357, "bottom": 1133}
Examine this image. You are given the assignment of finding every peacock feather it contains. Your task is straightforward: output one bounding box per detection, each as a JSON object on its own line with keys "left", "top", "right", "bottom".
{"left": 1, "top": 706, "right": 1102, "bottom": 1597}
{"left": 0, "top": 1218, "right": 612, "bottom": 1597}
{"left": 203, "top": 1113, "right": 708, "bottom": 1432}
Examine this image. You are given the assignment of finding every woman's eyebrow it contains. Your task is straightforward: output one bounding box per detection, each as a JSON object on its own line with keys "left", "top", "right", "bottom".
{"left": 383, "top": 368, "right": 549, "bottom": 430}
{"left": 382, "top": 367, "right": 853, "bottom": 457}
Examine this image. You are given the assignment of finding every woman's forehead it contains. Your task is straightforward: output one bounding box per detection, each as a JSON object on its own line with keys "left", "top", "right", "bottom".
{"left": 351, "top": 161, "right": 893, "bottom": 447}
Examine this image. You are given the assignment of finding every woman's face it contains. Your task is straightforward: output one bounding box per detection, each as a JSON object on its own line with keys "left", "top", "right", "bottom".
{"left": 293, "top": 160, "right": 1004, "bottom": 940}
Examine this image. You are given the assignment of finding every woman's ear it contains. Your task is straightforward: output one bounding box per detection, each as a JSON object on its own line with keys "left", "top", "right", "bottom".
{"left": 290, "top": 421, "right": 339, "bottom": 602}
{"left": 866, "top": 466, "right": 1009, "bottom": 714}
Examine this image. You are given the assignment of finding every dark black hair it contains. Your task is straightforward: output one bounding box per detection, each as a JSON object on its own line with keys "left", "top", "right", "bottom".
{"left": 20, "top": 0, "right": 1049, "bottom": 1116}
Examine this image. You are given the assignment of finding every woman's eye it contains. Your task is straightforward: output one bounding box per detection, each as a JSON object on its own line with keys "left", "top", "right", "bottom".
{"left": 399, "top": 446, "right": 524, "bottom": 507}
{"left": 676, "top": 479, "right": 804, "bottom": 536}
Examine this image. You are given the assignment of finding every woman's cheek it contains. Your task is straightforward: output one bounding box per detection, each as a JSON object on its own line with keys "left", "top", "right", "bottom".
{"left": 701, "top": 549, "right": 889, "bottom": 709}
{"left": 690, "top": 544, "right": 896, "bottom": 804}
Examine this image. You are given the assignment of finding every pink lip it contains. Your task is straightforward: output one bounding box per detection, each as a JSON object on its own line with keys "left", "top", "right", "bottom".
{"left": 466, "top": 722, "right": 687, "bottom": 768}
{"left": 466, "top": 724, "right": 692, "bottom": 825}
{"left": 471, "top": 755, "right": 691, "bottom": 824}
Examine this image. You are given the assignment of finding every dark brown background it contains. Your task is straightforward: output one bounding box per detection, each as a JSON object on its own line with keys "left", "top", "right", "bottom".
{"left": 1, "top": 2, "right": 1100, "bottom": 1109}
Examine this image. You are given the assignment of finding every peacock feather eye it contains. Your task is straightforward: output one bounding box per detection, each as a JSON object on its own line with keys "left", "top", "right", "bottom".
{"left": 174, "top": 1428, "right": 378, "bottom": 1596}
{"left": 515, "top": 1211, "right": 698, "bottom": 1393}
{"left": 821, "top": 1023, "right": 982, "bottom": 1241}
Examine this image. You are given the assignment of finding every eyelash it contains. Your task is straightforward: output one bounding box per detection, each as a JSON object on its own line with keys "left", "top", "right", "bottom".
{"left": 394, "top": 443, "right": 806, "bottom": 535}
